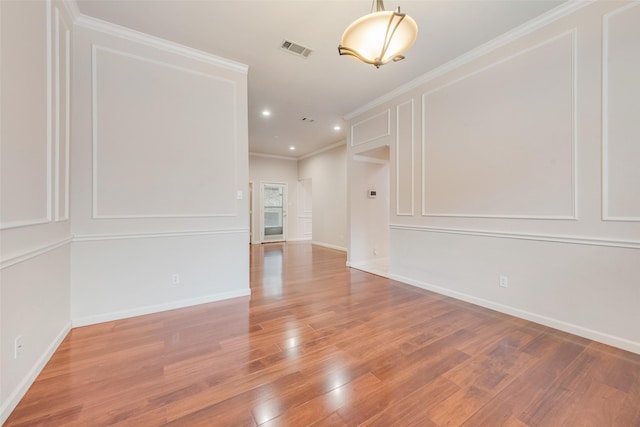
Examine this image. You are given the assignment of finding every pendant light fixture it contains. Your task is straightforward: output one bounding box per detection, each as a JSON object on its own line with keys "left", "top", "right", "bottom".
{"left": 338, "top": 0, "right": 418, "bottom": 68}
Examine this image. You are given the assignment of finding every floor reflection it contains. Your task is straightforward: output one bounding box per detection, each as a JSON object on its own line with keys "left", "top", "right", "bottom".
{"left": 260, "top": 243, "right": 284, "bottom": 297}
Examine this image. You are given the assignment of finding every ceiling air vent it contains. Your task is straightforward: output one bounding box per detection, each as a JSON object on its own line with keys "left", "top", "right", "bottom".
{"left": 280, "top": 40, "right": 313, "bottom": 58}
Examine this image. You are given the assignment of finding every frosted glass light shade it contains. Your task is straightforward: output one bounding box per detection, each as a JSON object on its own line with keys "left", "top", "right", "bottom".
{"left": 339, "top": 8, "right": 418, "bottom": 68}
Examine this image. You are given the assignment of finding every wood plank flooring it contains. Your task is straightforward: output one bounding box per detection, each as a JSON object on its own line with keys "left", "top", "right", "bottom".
{"left": 6, "top": 242, "right": 640, "bottom": 426}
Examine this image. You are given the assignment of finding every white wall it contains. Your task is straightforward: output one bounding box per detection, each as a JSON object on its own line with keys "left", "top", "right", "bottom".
{"left": 70, "top": 17, "right": 250, "bottom": 326}
{"left": 347, "top": 111, "right": 392, "bottom": 267}
{"left": 348, "top": 153, "right": 390, "bottom": 266}
{"left": 297, "top": 178, "right": 313, "bottom": 241}
{"left": 1, "top": 4, "right": 250, "bottom": 422}
{"left": 298, "top": 143, "right": 348, "bottom": 251}
{"left": 248, "top": 154, "right": 301, "bottom": 243}
{"left": 0, "top": 0, "right": 74, "bottom": 422}
{"left": 346, "top": 1, "right": 640, "bottom": 354}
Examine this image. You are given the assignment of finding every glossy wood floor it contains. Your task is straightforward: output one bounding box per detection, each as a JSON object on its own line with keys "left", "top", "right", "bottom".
{"left": 7, "top": 242, "right": 640, "bottom": 426}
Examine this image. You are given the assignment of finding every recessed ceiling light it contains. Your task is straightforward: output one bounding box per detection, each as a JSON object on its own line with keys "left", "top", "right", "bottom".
{"left": 334, "top": 125, "right": 341, "bottom": 131}
{"left": 289, "top": 146, "right": 296, "bottom": 151}
{"left": 262, "top": 110, "right": 271, "bottom": 117}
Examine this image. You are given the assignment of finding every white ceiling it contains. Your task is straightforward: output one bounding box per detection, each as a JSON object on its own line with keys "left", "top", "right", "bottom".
{"left": 76, "top": 0, "right": 565, "bottom": 158}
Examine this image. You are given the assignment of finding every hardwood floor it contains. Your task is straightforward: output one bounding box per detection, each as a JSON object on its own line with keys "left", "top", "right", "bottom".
{"left": 6, "top": 242, "right": 640, "bottom": 426}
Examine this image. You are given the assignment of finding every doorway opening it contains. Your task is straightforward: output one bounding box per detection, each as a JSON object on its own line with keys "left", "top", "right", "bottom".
{"left": 348, "top": 145, "right": 390, "bottom": 277}
{"left": 261, "top": 182, "right": 287, "bottom": 243}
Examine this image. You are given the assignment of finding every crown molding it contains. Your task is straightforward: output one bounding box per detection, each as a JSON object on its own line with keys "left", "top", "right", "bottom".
{"left": 297, "top": 140, "right": 346, "bottom": 160}
{"left": 345, "top": 0, "right": 594, "bottom": 120}
{"left": 62, "top": 0, "right": 80, "bottom": 22}
{"left": 249, "top": 152, "right": 297, "bottom": 161}
{"left": 74, "top": 14, "right": 248, "bottom": 74}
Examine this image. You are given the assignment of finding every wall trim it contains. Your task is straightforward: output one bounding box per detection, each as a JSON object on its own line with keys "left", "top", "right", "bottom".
{"left": 71, "top": 289, "right": 251, "bottom": 327}
{"left": 0, "top": 217, "right": 52, "bottom": 231}
{"left": 297, "top": 140, "right": 346, "bottom": 160}
{"left": 62, "top": 0, "right": 80, "bottom": 22}
{"left": 249, "top": 152, "right": 297, "bottom": 161}
{"left": 390, "top": 224, "right": 640, "bottom": 250}
{"left": 72, "top": 228, "right": 249, "bottom": 242}
{"left": 54, "top": 6, "right": 71, "bottom": 222}
{"left": 345, "top": 0, "right": 594, "bottom": 120}
{"left": 90, "top": 44, "right": 239, "bottom": 220}
{"left": 389, "top": 273, "right": 640, "bottom": 355}
{"left": 311, "top": 241, "right": 347, "bottom": 252}
{"left": 350, "top": 109, "right": 391, "bottom": 147}
{"left": 601, "top": 2, "right": 640, "bottom": 222}
{"left": 62, "top": 12, "right": 71, "bottom": 221}
{"left": 46, "top": 0, "right": 53, "bottom": 225}
{"left": 0, "top": 237, "right": 72, "bottom": 270}
{"left": 286, "top": 237, "right": 312, "bottom": 242}
{"left": 421, "top": 30, "right": 577, "bottom": 220}
{"left": 0, "top": 322, "right": 71, "bottom": 425}
{"left": 353, "top": 155, "right": 388, "bottom": 165}
{"left": 0, "top": 0, "right": 54, "bottom": 230}
{"left": 349, "top": 258, "right": 390, "bottom": 279}
{"left": 74, "top": 14, "right": 248, "bottom": 74}
{"left": 395, "top": 99, "right": 415, "bottom": 217}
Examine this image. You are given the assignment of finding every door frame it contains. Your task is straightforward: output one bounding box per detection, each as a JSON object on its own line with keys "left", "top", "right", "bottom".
{"left": 260, "top": 181, "right": 288, "bottom": 243}
{"left": 249, "top": 181, "right": 254, "bottom": 244}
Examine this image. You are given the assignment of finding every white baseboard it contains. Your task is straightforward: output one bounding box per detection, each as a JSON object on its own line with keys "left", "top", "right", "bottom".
{"left": 1, "top": 322, "right": 72, "bottom": 425}
{"left": 311, "top": 241, "right": 347, "bottom": 252}
{"left": 286, "top": 237, "right": 312, "bottom": 242}
{"left": 390, "top": 273, "right": 640, "bottom": 355}
{"left": 71, "top": 289, "right": 251, "bottom": 327}
{"left": 349, "top": 258, "right": 390, "bottom": 278}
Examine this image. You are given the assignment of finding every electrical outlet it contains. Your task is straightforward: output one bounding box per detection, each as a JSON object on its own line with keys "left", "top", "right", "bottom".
{"left": 171, "top": 273, "right": 180, "bottom": 285}
{"left": 14, "top": 336, "right": 23, "bottom": 359}
{"left": 499, "top": 275, "right": 509, "bottom": 288}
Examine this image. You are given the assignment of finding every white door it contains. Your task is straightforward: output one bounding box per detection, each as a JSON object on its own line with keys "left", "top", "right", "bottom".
{"left": 261, "top": 183, "right": 287, "bottom": 242}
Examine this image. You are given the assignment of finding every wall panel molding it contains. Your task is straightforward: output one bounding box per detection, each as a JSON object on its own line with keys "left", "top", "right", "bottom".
{"left": 54, "top": 5, "right": 71, "bottom": 222}
{"left": 351, "top": 109, "right": 390, "bottom": 147}
{"left": 390, "top": 224, "right": 640, "bottom": 250}
{"left": 602, "top": 2, "right": 640, "bottom": 222}
{"left": 74, "top": 14, "right": 247, "bottom": 74}
{"left": 421, "top": 29, "right": 578, "bottom": 220}
{"left": 344, "top": 1, "right": 593, "bottom": 120}
{"left": 395, "top": 100, "right": 414, "bottom": 216}
{"left": 0, "top": 0, "right": 53, "bottom": 229}
{"left": 92, "top": 45, "right": 239, "bottom": 219}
